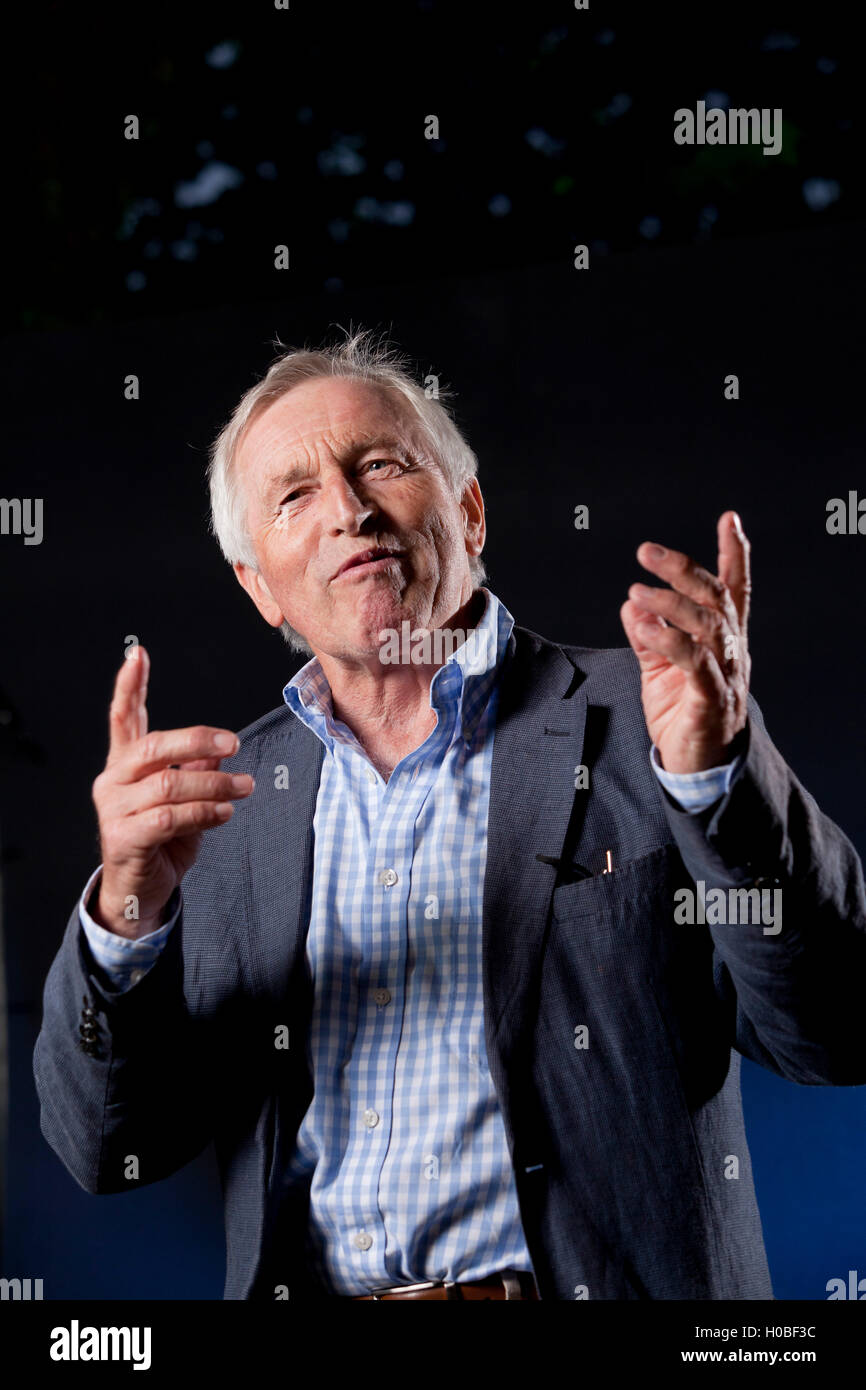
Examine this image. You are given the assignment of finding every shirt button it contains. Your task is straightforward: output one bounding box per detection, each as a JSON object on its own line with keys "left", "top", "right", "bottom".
{"left": 363, "top": 1108, "right": 380, "bottom": 1129}
{"left": 366, "top": 768, "right": 377, "bottom": 784}
{"left": 373, "top": 988, "right": 391, "bottom": 1006}
{"left": 353, "top": 1231, "right": 373, "bottom": 1251}
{"left": 378, "top": 868, "right": 398, "bottom": 887}
{"left": 129, "top": 969, "right": 145, "bottom": 985}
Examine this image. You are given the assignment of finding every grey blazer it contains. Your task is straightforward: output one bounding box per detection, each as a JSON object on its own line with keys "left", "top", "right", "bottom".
{"left": 33, "top": 624, "right": 866, "bottom": 1298}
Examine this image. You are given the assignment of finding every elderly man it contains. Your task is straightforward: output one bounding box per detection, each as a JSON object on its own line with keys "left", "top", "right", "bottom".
{"left": 34, "top": 330, "right": 866, "bottom": 1301}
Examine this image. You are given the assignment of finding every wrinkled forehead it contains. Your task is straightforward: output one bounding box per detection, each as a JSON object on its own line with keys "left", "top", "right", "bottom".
{"left": 237, "top": 376, "right": 426, "bottom": 478}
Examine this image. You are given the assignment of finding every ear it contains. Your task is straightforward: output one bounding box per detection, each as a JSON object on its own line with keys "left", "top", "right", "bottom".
{"left": 460, "top": 478, "right": 486, "bottom": 559}
{"left": 233, "top": 562, "right": 285, "bottom": 629}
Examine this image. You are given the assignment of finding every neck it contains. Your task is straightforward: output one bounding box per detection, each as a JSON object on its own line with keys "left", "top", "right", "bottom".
{"left": 318, "top": 588, "right": 486, "bottom": 777}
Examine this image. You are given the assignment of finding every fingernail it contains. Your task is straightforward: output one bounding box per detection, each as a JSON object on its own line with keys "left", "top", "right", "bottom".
{"left": 215, "top": 802, "right": 234, "bottom": 819}
{"left": 645, "top": 544, "right": 666, "bottom": 559}
{"left": 731, "top": 512, "right": 743, "bottom": 535}
{"left": 215, "top": 733, "right": 237, "bottom": 752}
{"left": 231, "top": 774, "right": 253, "bottom": 792}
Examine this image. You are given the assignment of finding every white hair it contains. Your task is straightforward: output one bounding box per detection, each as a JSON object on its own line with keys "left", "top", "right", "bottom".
{"left": 207, "top": 326, "right": 487, "bottom": 654}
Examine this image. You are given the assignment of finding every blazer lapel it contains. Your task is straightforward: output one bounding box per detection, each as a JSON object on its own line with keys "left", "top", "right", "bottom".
{"left": 242, "top": 710, "right": 324, "bottom": 1299}
{"left": 483, "top": 628, "right": 587, "bottom": 1078}
{"left": 244, "top": 709, "right": 325, "bottom": 1002}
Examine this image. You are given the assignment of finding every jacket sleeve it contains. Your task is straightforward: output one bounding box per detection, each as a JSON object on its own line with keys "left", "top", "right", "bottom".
{"left": 32, "top": 890, "right": 221, "bottom": 1194}
{"left": 656, "top": 692, "right": 866, "bottom": 1086}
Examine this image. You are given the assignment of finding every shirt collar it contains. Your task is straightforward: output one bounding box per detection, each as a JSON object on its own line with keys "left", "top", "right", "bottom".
{"left": 282, "top": 587, "right": 515, "bottom": 753}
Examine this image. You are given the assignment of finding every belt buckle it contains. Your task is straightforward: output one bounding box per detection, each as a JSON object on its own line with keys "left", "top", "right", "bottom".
{"left": 367, "top": 1278, "right": 460, "bottom": 1300}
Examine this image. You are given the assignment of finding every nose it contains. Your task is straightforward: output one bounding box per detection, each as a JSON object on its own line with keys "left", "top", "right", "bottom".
{"left": 324, "top": 472, "right": 377, "bottom": 534}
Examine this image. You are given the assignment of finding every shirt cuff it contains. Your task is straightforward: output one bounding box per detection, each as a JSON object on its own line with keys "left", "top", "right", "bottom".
{"left": 649, "top": 745, "right": 744, "bottom": 814}
{"left": 78, "top": 864, "right": 180, "bottom": 989}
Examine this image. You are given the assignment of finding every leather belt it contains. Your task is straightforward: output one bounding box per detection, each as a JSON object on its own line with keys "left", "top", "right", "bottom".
{"left": 351, "top": 1270, "right": 539, "bottom": 1300}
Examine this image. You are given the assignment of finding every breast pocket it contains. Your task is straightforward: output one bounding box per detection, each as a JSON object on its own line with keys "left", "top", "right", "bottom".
{"left": 544, "top": 842, "right": 697, "bottom": 1071}
{"left": 551, "top": 842, "right": 683, "bottom": 927}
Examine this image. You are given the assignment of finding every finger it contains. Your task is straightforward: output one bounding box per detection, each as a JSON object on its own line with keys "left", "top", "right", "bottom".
{"left": 717, "top": 510, "right": 751, "bottom": 632}
{"left": 629, "top": 610, "right": 726, "bottom": 703}
{"left": 114, "top": 726, "right": 240, "bottom": 783}
{"left": 120, "top": 768, "right": 254, "bottom": 815}
{"left": 620, "top": 599, "right": 670, "bottom": 670}
{"left": 107, "top": 645, "right": 150, "bottom": 764}
{"left": 635, "top": 541, "right": 734, "bottom": 619}
{"left": 628, "top": 582, "right": 728, "bottom": 666}
{"left": 130, "top": 799, "right": 238, "bottom": 846}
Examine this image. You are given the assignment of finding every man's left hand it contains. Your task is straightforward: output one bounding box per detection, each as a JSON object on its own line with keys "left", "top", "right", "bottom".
{"left": 619, "top": 510, "right": 752, "bottom": 774}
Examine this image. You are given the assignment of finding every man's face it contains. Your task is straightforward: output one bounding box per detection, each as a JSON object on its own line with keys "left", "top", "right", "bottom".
{"left": 232, "top": 376, "right": 485, "bottom": 659}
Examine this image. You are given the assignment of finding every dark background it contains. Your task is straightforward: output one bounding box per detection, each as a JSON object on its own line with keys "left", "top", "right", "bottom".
{"left": 2, "top": 1, "right": 864, "bottom": 1298}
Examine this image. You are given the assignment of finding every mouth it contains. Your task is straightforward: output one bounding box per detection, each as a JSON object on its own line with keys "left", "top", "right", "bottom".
{"left": 332, "top": 547, "right": 405, "bottom": 581}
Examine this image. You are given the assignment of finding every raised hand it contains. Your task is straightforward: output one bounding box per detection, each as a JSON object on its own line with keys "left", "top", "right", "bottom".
{"left": 90, "top": 645, "right": 254, "bottom": 938}
{"left": 619, "top": 510, "right": 752, "bottom": 774}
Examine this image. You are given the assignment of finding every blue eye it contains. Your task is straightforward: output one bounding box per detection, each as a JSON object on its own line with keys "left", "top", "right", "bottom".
{"left": 366, "top": 458, "right": 405, "bottom": 474}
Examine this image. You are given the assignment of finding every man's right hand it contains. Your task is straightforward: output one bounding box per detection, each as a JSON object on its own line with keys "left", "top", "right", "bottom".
{"left": 89, "top": 645, "right": 254, "bottom": 939}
